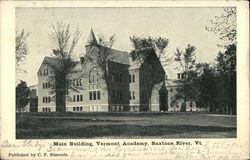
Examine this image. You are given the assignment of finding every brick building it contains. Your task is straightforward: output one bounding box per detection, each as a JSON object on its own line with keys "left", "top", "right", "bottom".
{"left": 37, "top": 29, "right": 167, "bottom": 112}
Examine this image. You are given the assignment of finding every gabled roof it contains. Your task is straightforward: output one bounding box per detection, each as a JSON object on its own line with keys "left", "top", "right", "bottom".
{"left": 103, "top": 46, "right": 130, "bottom": 65}
{"left": 165, "top": 79, "right": 183, "bottom": 87}
{"left": 86, "top": 28, "right": 98, "bottom": 46}
{"left": 37, "top": 56, "right": 62, "bottom": 75}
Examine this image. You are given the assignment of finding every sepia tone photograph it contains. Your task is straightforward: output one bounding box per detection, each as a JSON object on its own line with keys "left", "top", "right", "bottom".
{"left": 15, "top": 7, "right": 237, "bottom": 139}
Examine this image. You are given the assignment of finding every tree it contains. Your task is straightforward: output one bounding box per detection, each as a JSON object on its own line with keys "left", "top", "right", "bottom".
{"left": 205, "top": 7, "right": 236, "bottom": 45}
{"left": 16, "top": 29, "right": 29, "bottom": 68}
{"left": 49, "top": 22, "right": 81, "bottom": 112}
{"left": 16, "top": 29, "right": 29, "bottom": 84}
{"left": 174, "top": 44, "right": 197, "bottom": 111}
{"left": 16, "top": 80, "right": 30, "bottom": 112}
{"left": 205, "top": 7, "right": 237, "bottom": 115}
{"left": 129, "top": 36, "right": 169, "bottom": 112}
{"left": 216, "top": 44, "right": 236, "bottom": 115}
{"left": 195, "top": 63, "right": 220, "bottom": 112}
{"left": 95, "top": 33, "right": 116, "bottom": 110}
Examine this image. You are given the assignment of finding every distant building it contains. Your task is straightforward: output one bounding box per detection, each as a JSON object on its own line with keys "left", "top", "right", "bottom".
{"left": 165, "top": 74, "right": 208, "bottom": 112}
{"left": 37, "top": 29, "right": 167, "bottom": 112}
{"left": 23, "top": 84, "right": 38, "bottom": 112}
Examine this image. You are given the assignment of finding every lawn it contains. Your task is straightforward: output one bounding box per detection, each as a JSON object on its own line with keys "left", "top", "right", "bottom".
{"left": 16, "top": 112, "right": 236, "bottom": 139}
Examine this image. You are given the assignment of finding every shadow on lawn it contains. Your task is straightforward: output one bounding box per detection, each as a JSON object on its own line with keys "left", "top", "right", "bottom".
{"left": 16, "top": 124, "right": 236, "bottom": 139}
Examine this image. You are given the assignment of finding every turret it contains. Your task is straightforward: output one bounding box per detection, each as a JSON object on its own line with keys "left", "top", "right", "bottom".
{"left": 85, "top": 28, "right": 98, "bottom": 54}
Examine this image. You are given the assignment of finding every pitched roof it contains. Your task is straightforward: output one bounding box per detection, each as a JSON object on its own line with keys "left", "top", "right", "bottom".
{"left": 37, "top": 56, "right": 62, "bottom": 75}
{"left": 105, "top": 47, "right": 130, "bottom": 65}
{"left": 86, "top": 28, "right": 98, "bottom": 46}
{"left": 165, "top": 79, "right": 183, "bottom": 87}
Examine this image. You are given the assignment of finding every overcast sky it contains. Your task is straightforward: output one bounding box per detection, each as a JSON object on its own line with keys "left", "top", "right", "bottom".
{"left": 16, "top": 7, "right": 226, "bottom": 86}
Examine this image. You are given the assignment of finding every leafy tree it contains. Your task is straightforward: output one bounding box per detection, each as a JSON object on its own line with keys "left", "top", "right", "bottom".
{"left": 205, "top": 7, "right": 236, "bottom": 45}
{"left": 95, "top": 33, "right": 116, "bottom": 109}
{"left": 16, "top": 80, "right": 30, "bottom": 112}
{"left": 49, "top": 22, "right": 81, "bottom": 112}
{"left": 129, "top": 36, "right": 169, "bottom": 112}
{"left": 174, "top": 44, "right": 197, "bottom": 111}
{"left": 216, "top": 44, "right": 236, "bottom": 115}
{"left": 205, "top": 7, "right": 237, "bottom": 115}
{"left": 195, "top": 63, "right": 220, "bottom": 112}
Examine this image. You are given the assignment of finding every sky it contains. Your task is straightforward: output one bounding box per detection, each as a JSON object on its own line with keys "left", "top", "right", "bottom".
{"left": 16, "top": 7, "right": 226, "bottom": 86}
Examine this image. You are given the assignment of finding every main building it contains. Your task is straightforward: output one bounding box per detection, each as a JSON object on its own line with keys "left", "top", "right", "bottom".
{"left": 37, "top": 29, "right": 167, "bottom": 112}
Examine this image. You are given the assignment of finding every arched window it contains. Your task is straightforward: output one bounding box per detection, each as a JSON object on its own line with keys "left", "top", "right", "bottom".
{"left": 89, "top": 67, "right": 99, "bottom": 83}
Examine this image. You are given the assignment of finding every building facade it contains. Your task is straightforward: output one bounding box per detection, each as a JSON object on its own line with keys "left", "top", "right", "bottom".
{"left": 37, "top": 29, "right": 167, "bottom": 112}
{"left": 165, "top": 74, "right": 208, "bottom": 112}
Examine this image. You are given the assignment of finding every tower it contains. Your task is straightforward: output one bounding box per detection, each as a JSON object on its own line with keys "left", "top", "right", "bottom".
{"left": 85, "top": 28, "right": 98, "bottom": 54}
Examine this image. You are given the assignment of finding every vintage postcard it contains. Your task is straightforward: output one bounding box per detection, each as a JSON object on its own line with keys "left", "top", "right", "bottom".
{"left": 0, "top": 1, "right": 249, "bottom": 159}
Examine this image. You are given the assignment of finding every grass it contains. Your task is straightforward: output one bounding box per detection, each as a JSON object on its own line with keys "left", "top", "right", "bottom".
{"left": 16, "top": 112, "right": 236, "bottom": 139}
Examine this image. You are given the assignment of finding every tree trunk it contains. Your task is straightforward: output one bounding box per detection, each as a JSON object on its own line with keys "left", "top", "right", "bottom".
{"left": 55, "top": 73, "right": 66, "bottom": 112}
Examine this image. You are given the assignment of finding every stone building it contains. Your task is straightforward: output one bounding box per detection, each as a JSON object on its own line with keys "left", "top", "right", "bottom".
{"left": 37, "top": 29, "right": 167, "bottom": 112}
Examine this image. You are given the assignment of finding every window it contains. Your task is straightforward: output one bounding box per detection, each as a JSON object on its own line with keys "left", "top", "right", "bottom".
{"left": 129, "top": 74, "right": 131, "bottom": 83}
{"left": 132, "top": 91, "right": 135, "bottom": 100}
{"left": 77, "top": 95, "right": 79, "bottom": 102}
{"left": 80, "top": 107, "right": 83, "bottom": 111}
{"left": 48, "top": 97, "right": 51, "bottom": 103}
{"left": 89, "top": 67, "right": 99, "bottom": 83}
{"left": 43, "top": 83, "right": 45, "bottom": 89}
{"left": 89, "top": 92, "right": 92, "bottom": 100}
{"left": 80, "top": 95, "right": 83, "bottom": 101}
{"left": 48, "top": 82, "right": 50, "bottom": 88}
{"left": 181, "top": 73, "right": 185, "bottom": 79}
{"left": 170, "top": 88, "right": 173, "bottom": 92}
{"left": 73, "top": 95, "right": 76, "bottom": 102}
{"left": 73, "top": 107, "right": 76, "bottom": 111}
{"left": 89, "top": 91, "right": 100, "bottom": 100}
{"left": 77, "top": 107, "right": 79, "bottom": 111}
{"left": 97, "top": 91, "right": 100, "bottom": 100}
{"left": 132, "top": 74, "right": 135, "bottom": 83}
{"left": 93, "top": 91, "right": 96, "bottom": 100}
{"left": 43, "top": 68, "right": 48, "bottom": 76}
{"left": 45, "top": 97, "right": 48, "bottom": 103}
{"left": 177, "top": 73, "right": 181, "bottom": 79}
{"left": 43, "top": 97, "right": 45, "bottom": 103}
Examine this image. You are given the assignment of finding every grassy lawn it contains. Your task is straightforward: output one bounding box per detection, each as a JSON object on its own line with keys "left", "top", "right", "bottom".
{"left": 16, "top": 112, "right": 236, "bottom": 139}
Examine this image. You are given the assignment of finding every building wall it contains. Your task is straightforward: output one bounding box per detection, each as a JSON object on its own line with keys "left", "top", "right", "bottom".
{"left": 108, "top": 61, "right": 130, "bottom": 111}
{"left": 139, "top": 58, "right": 166, "bottom": 112}
{"left": 65, "top": 46, "right": 109, "bottom": 112}
{"left": 37, "top": 64, "right": 56, "bottom": 112}
{"left": 129, "top": 69, "right": 140, "bottom": 111}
